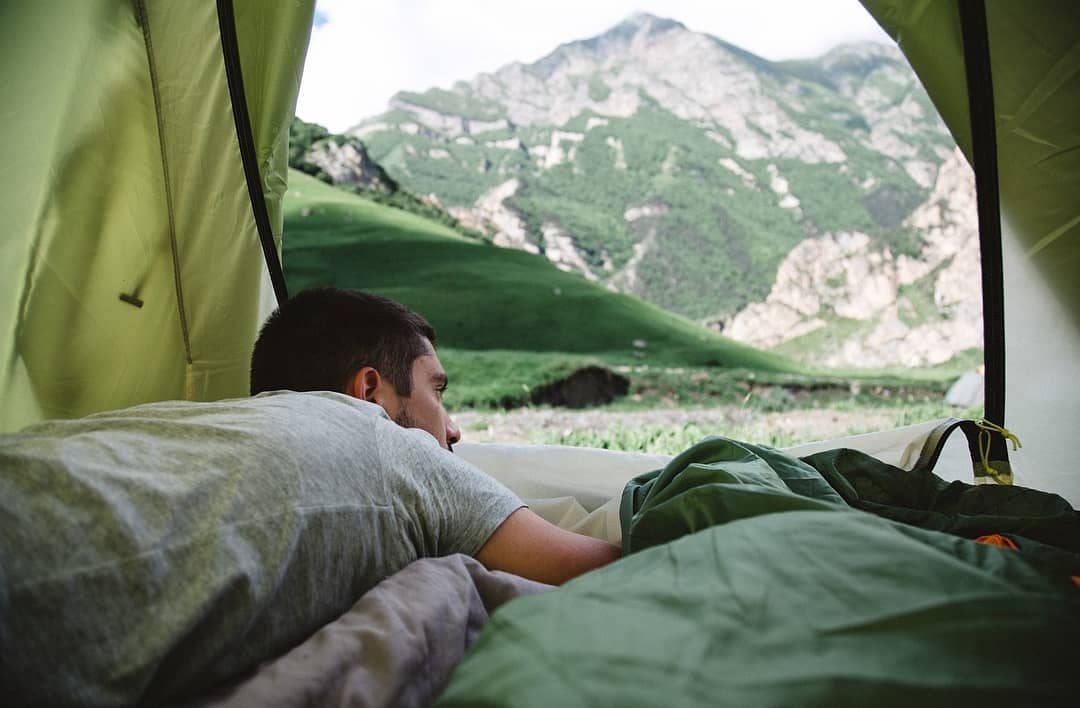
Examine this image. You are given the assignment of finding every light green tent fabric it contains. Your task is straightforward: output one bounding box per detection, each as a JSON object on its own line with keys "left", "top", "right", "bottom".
{"left": 0, "top": 0, "right": 313, "bottom": 431}
{"left": 861, "top": 0, "right": 1080, "bottom": 503}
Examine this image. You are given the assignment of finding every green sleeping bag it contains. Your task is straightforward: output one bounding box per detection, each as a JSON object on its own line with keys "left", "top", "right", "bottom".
{"left": 438, "top": 438, "right": 1080, "bottom": 707}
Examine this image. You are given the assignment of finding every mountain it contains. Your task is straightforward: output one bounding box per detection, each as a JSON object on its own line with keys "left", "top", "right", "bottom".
{"left": 722, "top": 147, "right": 980, "bottom": 369}
{"left": 334, "top": 13, "right": 978, "bottom": 369}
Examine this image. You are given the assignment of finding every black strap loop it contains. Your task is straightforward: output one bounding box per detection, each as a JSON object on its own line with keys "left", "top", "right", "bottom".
{"left": 910, "top": 418, "right": 981, "bottom": 476}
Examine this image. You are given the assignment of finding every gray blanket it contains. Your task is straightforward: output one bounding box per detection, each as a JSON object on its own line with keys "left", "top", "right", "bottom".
{"left": 182, "top": 555, "right": 551, "bottom": 708}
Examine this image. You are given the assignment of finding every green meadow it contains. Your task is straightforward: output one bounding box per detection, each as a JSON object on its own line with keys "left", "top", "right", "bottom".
{"left": 282, "top": 170, "right": 979, "bottom": 453}
{"left": 283, "top": 169, "right": 793, "bottom": 370}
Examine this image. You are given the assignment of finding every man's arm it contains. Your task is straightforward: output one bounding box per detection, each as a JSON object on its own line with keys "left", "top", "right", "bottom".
{"left": 474, "top": 507, "right": 622, "bottom": 585}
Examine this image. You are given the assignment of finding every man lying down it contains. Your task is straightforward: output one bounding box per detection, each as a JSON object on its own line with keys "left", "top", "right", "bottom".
{"left": 0, "top": 287, "right": 620, "bottom": 706}
{"left": 248, "top": 287, "right": 621, "bottom": 583}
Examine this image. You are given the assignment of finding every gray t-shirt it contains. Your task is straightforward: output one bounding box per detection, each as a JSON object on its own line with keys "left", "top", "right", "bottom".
{"left": 0, "top": 391, "right": 523, "bottom": 706}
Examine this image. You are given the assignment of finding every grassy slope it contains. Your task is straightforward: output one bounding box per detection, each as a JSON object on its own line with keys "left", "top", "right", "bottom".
{"left": 282, "top": 169, "right": 795, "bottom": 372}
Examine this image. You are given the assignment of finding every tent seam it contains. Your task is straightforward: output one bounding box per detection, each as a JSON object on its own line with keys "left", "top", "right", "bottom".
{"left": 1026, "top": 212, "right": 1080, "bottom": 257}
{"left": 134, "top": 0, "right": 193, "bottom": 367}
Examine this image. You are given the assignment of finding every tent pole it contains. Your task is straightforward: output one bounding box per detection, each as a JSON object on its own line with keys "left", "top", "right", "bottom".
{"left": 216, "top": 0, "right": 290, "bottom": 306}
{"left": 959, "top": 0, "right": 1009, "bottom": 467}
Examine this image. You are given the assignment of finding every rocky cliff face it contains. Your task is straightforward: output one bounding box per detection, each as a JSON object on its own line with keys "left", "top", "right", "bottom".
{"left": 720, "top": 148, "right": 980, "bottom": 367}
{"left": 304, "top": 137, "right": 398, "bottom": 192}
{"left": 335, "top": 13, "right": 978, "bottom": 368}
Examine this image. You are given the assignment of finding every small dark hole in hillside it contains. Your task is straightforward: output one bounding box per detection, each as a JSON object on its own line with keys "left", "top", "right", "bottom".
{"left": 530, "top": 366, "right": 630, "bottom": 408}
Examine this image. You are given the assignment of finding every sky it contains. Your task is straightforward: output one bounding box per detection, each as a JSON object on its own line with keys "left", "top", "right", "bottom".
{"left": 296, "top": 0, "right": 894, "bottom": 133}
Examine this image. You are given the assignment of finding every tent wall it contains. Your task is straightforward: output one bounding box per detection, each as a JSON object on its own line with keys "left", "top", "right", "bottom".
{"left": 862, "top": 0, "right": 1080, "bottom": 504}
{"left": 0, "top": 1, "right": 313, "bottom": 432}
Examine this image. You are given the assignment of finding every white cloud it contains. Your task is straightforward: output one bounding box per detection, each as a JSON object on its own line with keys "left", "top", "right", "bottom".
{"left": 295, "top": 0, "right": 892, "bottom": 132}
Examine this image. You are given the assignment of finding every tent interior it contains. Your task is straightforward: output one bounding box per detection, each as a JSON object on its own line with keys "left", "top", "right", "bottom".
{"left": 2, "top": 0, "right": 1079, "bottom": 705}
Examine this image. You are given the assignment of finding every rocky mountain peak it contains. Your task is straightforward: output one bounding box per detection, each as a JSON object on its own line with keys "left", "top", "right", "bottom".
{"left": 537, "top": 12, "right": 687, "bottom": 71}
{"left": 342, "top": 14, "right": 976, "bottom": 369}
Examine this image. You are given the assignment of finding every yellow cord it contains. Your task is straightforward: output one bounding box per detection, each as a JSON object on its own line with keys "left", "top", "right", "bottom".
{"left": 975, "top": 419, "right": 1021, "bottom": 484}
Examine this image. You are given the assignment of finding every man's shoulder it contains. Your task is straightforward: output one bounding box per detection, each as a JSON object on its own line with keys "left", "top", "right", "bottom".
{"left": 246, "top": 390, "right": 390, "bottom": 419}
{"left": 4, "top": 392, "right": 392, "bottom": 455}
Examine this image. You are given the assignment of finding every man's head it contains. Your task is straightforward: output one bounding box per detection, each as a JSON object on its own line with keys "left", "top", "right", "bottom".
{"left": 250, "top": 287, "right": 461, "bottom": 450}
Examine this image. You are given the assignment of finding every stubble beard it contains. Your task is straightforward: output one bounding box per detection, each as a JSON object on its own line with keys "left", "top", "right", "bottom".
{"left": 393, "top": 403, "right": 416, "bottom": 430}
{"left": 395, "top": 402, "right": 452, "bottom": 452}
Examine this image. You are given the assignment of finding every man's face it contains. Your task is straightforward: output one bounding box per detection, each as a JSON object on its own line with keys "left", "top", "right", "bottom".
{"left": 378, "top": 340, "right": 462, "bottom": 451}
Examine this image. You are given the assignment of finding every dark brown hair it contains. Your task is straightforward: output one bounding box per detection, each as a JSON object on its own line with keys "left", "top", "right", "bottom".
{"left": 250, "top": 287, "right": 436, "bottom": 396}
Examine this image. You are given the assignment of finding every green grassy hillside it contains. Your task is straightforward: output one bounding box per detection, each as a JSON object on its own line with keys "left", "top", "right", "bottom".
{"left": 282, "top": 169, "right": 795, "bottom": 372}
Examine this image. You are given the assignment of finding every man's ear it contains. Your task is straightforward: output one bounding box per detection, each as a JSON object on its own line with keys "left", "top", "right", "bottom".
{"left": 347, "top": 367, "right": 382, "bottom": 402}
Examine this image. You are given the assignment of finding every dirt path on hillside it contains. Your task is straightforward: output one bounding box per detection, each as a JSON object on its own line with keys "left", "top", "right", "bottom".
{"left": 454, "top": 406, "right": 895, "bottom": 447}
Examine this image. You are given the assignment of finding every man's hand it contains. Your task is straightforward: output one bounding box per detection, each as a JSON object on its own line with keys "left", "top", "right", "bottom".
{"left": 474, "top": 508, "right": 622, "bottom": 585}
